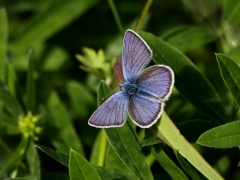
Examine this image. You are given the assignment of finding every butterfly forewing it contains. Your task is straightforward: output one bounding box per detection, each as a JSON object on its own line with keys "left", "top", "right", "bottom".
{"left": 128, "top": 95, "right": 163, "bottom": 128}
{"left": 123, "top": 30, "right": 152, "bottom": 82}
{"left": 135, "top": 65, "right": 174, "bottom": 101}
{"left": 88, "top": 92, "right": 128, "bottom": 127}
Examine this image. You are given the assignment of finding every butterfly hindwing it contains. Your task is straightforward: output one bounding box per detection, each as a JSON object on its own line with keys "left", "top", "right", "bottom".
{"left": 135, "top": 65, "right": 174, "bottom": 101}
{"left": 88, "top": 92, "right": 128, "bottom": 128}
{"left": 122, "top": 30, "right": 152, "bottom": 82}
{"left": 128, "top": 95, "right": 163, "bottom": 128}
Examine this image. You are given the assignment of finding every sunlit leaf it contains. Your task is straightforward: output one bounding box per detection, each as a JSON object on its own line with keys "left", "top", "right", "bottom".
{"left": 174, "top": 150, "right": 201, "bottom": 180}
{"left": 90, "top": 129, "right": 107, "bottom": 166}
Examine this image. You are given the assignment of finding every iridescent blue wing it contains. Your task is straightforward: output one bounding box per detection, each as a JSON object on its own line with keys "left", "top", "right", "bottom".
{"left": 135, "top": 65, "right": 174, "bottom": 101}
{"left": 122, "top": 30, "right": 152, "bottom": 82}
{"left": 88, "top": 92, "right": 128, "bottom": 128}
{"left": 128, "top": 95, "right": 163, "bottom": 128}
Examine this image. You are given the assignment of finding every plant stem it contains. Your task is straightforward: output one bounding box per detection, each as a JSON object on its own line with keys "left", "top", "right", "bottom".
{"left": 135, "top": 0, "right": 153, "bottom": 32}
{"left": 107, "top": 0, "right": 123, "bottom": 35}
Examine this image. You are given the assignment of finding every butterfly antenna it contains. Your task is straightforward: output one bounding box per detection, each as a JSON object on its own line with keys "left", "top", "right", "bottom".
{"left": 100, "top": 86, "right": 120, "bottom": 104}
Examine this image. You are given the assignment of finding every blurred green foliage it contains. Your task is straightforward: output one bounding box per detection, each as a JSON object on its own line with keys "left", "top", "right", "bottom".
{"left": 0, "top": 0, "right": 240, "bottom": 179}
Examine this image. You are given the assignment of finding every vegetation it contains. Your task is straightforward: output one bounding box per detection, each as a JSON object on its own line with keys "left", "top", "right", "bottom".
{"left": 0, "top": 0, "right": 240, "bottom": 179}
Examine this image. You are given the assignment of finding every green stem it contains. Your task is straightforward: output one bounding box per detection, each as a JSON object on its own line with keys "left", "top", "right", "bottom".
{"left": 134, "top": 0, "right": 153, "bottom": 32}
{"left": 107, "top": 0, "right": 123, "bottom": 35}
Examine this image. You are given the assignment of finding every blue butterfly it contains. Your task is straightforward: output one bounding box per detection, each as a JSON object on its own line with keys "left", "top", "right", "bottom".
{"left": 89, "top": 29, "right": 174, "bottom": 128}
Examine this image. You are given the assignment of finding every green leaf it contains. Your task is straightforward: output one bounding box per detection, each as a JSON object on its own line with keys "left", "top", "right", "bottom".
{"left": 27, "top": 140, "right": 40, "bottom": 180}
{"left": 164, "top": 26, "right": 217, "bottom": 52}
{"left": 67, "top": 81, "right": 95, "bottom": 118}
{"left": 97, "top": 81, "right": 153, "bottom": 180}
{"left": 92, "top": 165, "right": 132, "bottom": 180}
{"left": 0, "top": 113, "right": 20, "bottom": 134}
{"left": 40, "top": 46, "right": 69, "bottom": 71}
{"left": 176, "top": 119, "right": 218, "bottom": 142}
{"left": 142, "top": 129, "right": 164, "bottom": 146}
{"left": 174, "top": 150, "right": 201, "bottom": 180}
{"left": 216, "top": 53, "right": 240, "bottom": 108}
{"left": 150, "top": 145, "right": 188, "bottom": 180}
{"left": 46, "top": 91, "right": 84, "bottom": 155}
{"left": 223, "top": 0, "right": 240, "bottom": 25}
{"left": 140, "top": 31, "right": 227, "bottom": 122}
{"left": 27, "top": 50, "right": 35, "bottom": 113}
{"left": 69, "top": 149, "right": 101, "bottom": 180}
{"left": 35, "top": 144, "right": 69, "bottom": 167}
{"left": 106, "top": 144, "right": 138, "bottom": 180}
{"left": 0, "top": 80, "right": 23, "bottom": 118}
{"left": 10, "top": 0, "right": 99, "bottom": 53}
{"left": 150, "top": 112, "right": 223, "bottom": 180}
{"left": 0, "top": 137, "right": 29, "bottom": 177}
{"left": 90, "top": 129, "right": 107, "bottom": 166}
{"left": 35, "top": 144, "right": 130, "bottom": 180}
{"left": 197, "top": 120, "right": 240, "bottom": 148}
{"left": 0, "top": 8, "right": 7, "bottom": 81}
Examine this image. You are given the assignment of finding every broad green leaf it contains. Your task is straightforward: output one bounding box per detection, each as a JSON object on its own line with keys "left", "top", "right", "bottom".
{"left": 176, "top": 119, "right": 218, "bottom": 142}
{"left": 0, "top": 80, "right": 23, "bottom": 118}
{"left": 67, "top": 81, "right": 95, "bottom": 118}
{"left": 0, "top": 137, "right": 28, "bottom": 177}
{"left": 216, "top": 53, "right": 240, "bottom": 108}
{"left": 106, "top": 144, "right": 138, "bottom": 180}
{"left": 27, "top": 140, "right": 40, "bottom": 180}
{"left": 92, "top": 165, "right": 132, "bottom": 180}
{"left": 90, "top": 129, "right": 107, "bottom": 166}
{"left": 69, "top": 149, "right": 101, "bottom": 180}
{"left": 46, "top": 91, "right": 84, "bottom": 155}
{"left": 27, "top": 50, "right": 35, "bottom": 113}
{"left": 35, "top": 145, "right": 130, "bottom": 179}
{"left": 97, "top": 81, "right": 153, "bottom": 180}
{"left": 10, "top": 0, "right": 99, "bottom": 53}
{"left": 140, "top": 32, "right": 227, "bottom": 122}
{"left": 150, "top": 112, "right": 223, "bottom": 180}
{"left": 0, "top": 8, "right": 7, "bottom": 81}
{"left": 174, "top": 150, "right": 201, "bottom": 180}
{"left": 164, "top": 27, "right": 217, "bottom": 52}
{"left": 35, "top": 144, "right": 69, "bottom": 167}
{"left": 197, "top": 120, "right": 240, "bottom": 148}
{"left": 150, "top": 145, "right": 188, "bottom": 180}
{"left": 0, "top": 114, "right": 20, "bottom": 134}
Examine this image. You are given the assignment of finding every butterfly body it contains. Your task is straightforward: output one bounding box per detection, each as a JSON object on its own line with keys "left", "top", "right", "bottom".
{"left": 89, "top": 29, "right": 174, "bottom": 128}
{"left": 121, "top": 80, "right": 160, "bottom": 102}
